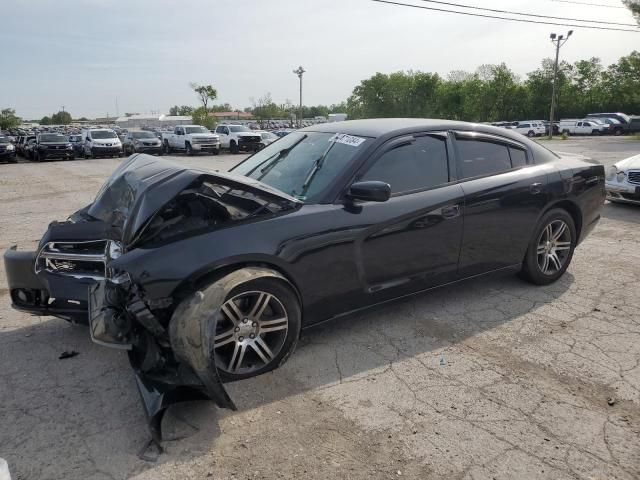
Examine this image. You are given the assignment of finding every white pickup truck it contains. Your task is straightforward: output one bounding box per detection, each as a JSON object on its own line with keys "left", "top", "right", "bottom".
{"left": 213, "top": 124, "right": 263, "bottom": 153}
{"left": 162, "top": 125, "right": 220, "bottom": 155}
{"left": 559, "top": 119, "right": 605, "bottom": 136}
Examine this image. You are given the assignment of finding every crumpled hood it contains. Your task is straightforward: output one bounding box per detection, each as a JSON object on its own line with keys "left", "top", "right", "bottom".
{"left": 615, "top": 154, "right": 640, "bottom": 171}
{"left": 86, "top": 153, "right": 300, "bottom": 244}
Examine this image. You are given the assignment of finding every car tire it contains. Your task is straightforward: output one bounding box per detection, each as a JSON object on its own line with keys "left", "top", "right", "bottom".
{"left": 519, "top": 208, "right": 576, "bottom": 286}
{"left": 186, "top": 142, "right": 193, "bottom": 156}
{"left": 8, "top": 156, "right": 17, "bottom": 164}
{"left": 212, "top": 277, "right": 301, "bottom": 383}
{"left": 212, "top": 149, "right": 219, "bottom": 156}
{"left": 527, "top": 130, "right": 535, "bottom": 137}
{"left": 164, "top": 141, "right": 171, "bottom": 154}
{"left": 230, "top": 141, "right": 239, "bottom": 154}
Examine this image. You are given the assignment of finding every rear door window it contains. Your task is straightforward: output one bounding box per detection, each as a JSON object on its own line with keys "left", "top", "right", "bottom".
{"left": 455, "top": 138, "right": 512, "bottom": 179}
{"left": 509, "top": 147, "right": 528, "bottom": 167}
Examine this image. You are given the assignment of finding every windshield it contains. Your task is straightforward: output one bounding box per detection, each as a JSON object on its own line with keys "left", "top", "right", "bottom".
{"left": 0, "top": 136, "right": 8, "bottom": 143}
{"left": 40, "top": 134, "right": 67, "bottom": 142}
{"left": 231, "top": 131, "right": 371, "bottom": 202}
{"left": 184, "top": 126, "right": 210, "bottom": 134}
{"left": 229, "top": 125, "right": 251, "bottom": 132}
{"left": 131, "top": 131, "right": 156, "bottom": 139}
{"left": 91, "top": 130, "right": 117, "bottom": 139}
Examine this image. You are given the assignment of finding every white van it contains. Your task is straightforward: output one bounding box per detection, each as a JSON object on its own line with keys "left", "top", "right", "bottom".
{"left": 80, "top": 128, "right": 123, "bottom": 158}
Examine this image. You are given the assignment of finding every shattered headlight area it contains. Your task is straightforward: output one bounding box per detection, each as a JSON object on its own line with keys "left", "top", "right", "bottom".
{"left": 88, "top": 277, "right": 236, "bottom": 447}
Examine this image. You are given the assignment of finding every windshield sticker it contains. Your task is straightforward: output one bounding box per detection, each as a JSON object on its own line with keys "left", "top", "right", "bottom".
{"left": 330, "top": 133, "right": 366, "bottom": 147}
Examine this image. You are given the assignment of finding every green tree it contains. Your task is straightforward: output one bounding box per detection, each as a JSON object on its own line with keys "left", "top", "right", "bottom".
{"left": 40, "top": 116, "right": 52, "bottom": 125}
{"left": 50, "top": 110, "right": 72, "bottom": 124}
{"left": 190, "top": 83, "right": 218, "bottom": 113}
{"left": 191, "top": 107, "right": 216, "bottom": 129}
{"left": 624, "top": 1, "right": 640, "bottom": 25}
{"left": 0, "top": 108, "right": 21, "bottom": 129}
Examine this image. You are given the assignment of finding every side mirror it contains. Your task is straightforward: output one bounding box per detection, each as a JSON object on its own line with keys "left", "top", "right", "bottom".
{"left": 347, "top": 181, "right": 391, "bottom": 203}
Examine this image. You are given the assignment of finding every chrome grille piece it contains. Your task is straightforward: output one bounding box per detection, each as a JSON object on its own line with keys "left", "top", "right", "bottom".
{"left": 627, "top": 171, "right": 640, "bottom": 185}
{"left": 35, "top": 240, "right": 122, "bottom": 280}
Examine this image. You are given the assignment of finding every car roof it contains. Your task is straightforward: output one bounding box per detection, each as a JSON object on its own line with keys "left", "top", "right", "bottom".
{"left": 299, "top": 118, "right": 534, "bottom": 142}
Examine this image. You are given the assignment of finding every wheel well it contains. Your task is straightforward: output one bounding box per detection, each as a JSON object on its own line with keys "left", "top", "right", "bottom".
{"left": 545, "top": 200, "right": 583, "bottom": 240}
{"left": 175, "top": 262, "right": 303, "bottom": 311}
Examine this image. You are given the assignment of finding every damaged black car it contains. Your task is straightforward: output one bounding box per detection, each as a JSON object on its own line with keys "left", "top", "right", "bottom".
{"left": 4, "top": 119, "right": 605, "bottom": 443}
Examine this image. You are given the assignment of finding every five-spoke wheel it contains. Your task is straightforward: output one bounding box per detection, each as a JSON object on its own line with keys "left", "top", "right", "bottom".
{"left": 520, "top": 208, "right": 576, "bottom": 285}
{"left": 212, "top": 279, "right": 300, "bottom": 381}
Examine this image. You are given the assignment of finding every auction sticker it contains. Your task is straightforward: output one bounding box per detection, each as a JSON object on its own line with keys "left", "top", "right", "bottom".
{"left": 330, "top": 133, "right": 366, "bottom": 147}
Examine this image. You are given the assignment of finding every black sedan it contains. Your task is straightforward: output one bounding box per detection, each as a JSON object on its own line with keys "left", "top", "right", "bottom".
{"left": 4, "top": 119, "right": 604, "bottom": 442}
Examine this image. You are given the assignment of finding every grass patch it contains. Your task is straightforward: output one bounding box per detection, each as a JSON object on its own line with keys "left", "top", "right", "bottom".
{"left": 628, "top": 134, "right": 640, "bottom": 141}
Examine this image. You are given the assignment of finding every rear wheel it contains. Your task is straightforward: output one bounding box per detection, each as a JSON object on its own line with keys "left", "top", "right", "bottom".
{"left": 519, "top": 209, "right": 576, "bottom": 285}
{"left": 213, "top": 278, "right": 301, "bottom": 382}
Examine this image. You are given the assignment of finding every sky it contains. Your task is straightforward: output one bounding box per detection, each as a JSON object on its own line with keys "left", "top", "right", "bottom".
{"left": 1, "top": 0, "right": 637, "bottom": 120}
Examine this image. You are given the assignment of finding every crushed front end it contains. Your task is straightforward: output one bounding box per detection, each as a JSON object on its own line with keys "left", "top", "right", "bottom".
{"left": 3, "top": 154, "right": 300, "bottom": 444}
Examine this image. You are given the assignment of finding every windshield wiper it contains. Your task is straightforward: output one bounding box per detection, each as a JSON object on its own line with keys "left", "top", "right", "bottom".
{"left": 244, "top": 135, "right": 308, "bottom": 179}
{"left": 297, "top": 141, "right": 337, "bottom": 198}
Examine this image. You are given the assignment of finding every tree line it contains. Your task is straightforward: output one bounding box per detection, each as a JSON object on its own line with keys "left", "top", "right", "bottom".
{"left": 345, "top": 51, "right": 640, "bottom": 122}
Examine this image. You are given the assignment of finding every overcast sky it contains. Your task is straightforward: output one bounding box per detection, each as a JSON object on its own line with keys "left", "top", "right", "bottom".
{"left": 2, "top": 0, "right": 637, "bottom": 119}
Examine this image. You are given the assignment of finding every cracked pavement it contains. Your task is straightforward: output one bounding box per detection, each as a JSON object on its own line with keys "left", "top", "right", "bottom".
{"left": 1, "top": 138, "right": 639, "bottom": 479}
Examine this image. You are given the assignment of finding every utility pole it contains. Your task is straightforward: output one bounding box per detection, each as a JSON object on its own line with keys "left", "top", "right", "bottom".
{"left": 548, "top": 30, "right": 573, "bottom": 139}
{"left": 293, "top": 66, "right": 305, "bottom": 128}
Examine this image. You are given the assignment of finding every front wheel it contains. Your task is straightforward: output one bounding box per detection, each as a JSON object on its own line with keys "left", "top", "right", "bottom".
{"left": 186, "top": 142, "right": 193, "bottom": 156}
{"left": 230, "top": 141, "right": 239, "bottom": 154}
{"left": 519, "top": 209, "right": 576, "bottom": 285}
{"left": 213, "top": 278, "right": 301, "bottom": 382}
{"left": 527, "top": 130, "right": 535, "bottom": 137}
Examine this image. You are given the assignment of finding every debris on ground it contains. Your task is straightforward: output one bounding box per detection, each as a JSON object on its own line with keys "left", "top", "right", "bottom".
{"left": 58, "top": 351, "right": 79, "bottom": 360}
{"left": 607, "top": 397, "right": 616, "bottom": 406}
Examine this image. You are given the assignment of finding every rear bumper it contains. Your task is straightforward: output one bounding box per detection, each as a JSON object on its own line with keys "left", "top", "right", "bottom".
{"left": 135, "top": 146, "right": 163, "bottom": 155}
{"left": 4, "top": 246, "right": 91, "bottom": 323}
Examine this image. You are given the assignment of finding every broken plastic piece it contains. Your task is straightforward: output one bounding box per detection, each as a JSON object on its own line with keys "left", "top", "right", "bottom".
{"left": 58, "top": 350, "right": 79, "bottom": 360}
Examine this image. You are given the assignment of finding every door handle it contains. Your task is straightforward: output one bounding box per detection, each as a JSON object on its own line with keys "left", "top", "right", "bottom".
{"left": 441, "top": 205, "right": 460, "bottom": 219}
{"left": 585, "top": 176, "right": 599, "bottom": 186}
{"left": 529, "top": 182, "right": 543, "bottom": 194}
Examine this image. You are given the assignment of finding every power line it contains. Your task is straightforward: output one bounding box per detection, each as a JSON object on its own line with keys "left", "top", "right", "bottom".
{"left": 551, "top": 0, "right": 627, "bottom": 9}
{"left": 371, "top": 0, "right": 640, "bottom": 32}
{"left": 416, "top": 0, "right": 637, "bottom": 26}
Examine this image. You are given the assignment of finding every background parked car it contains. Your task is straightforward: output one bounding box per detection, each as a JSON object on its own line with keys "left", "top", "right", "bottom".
{"left": 68, "top": 134, "right": 84, "bottom": 157}
{"left": 81, "top": 128, "right": 123, "bottom": 158}
{"left": 33, "top": 133, "right": 74, "bottom": 162}
{"left": 586, "top": 112, "right": 631, "bottom": 135}
{"left": 24, "top": 139, "right": 37, "bottom": 160}
{"left": 16, "top": 135, "right": 36, "bottom": 157}
{"left": 513, "top": 121, "right": 545, "bottom": 137}
{"left": 605, "top": 153, "right": 640, "bottom": 205}
{"left": 257, "top": 130, "right": 279, "bottom": 148}
{"left": 0, "top": 134, "right": 17, "bottom": 163}
{"left": 559, "top": 119, "right": 603, "bottom": 136}
{"left": 123, "top": 130, "right": 163, "bottom": 156}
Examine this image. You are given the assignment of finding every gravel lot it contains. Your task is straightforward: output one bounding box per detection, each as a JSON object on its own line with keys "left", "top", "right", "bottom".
{"left": 1, "top": 137, "right": 639, "bottom": 479}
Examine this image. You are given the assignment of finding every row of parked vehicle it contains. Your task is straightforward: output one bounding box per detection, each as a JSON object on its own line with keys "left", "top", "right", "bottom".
{"left": 6, "top": 124, "right": 290, "bottom": 163}
{"left": 493, "top": 112, "right": 640, "bottom": 138}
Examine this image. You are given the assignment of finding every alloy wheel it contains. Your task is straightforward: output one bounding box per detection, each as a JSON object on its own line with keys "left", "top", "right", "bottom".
{"left": 536, "top": 219, "right": 572, "bottom": 275}
{"left": 213, "top": 290, "right": 289, "bottom": 375}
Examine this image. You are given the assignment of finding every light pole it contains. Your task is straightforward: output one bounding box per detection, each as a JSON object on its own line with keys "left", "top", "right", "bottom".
{"left": 293, "top": 66, "right": 305, "bottom": 128}
{"left": 548, "top": 30, "right": 573, "bottom": 139}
